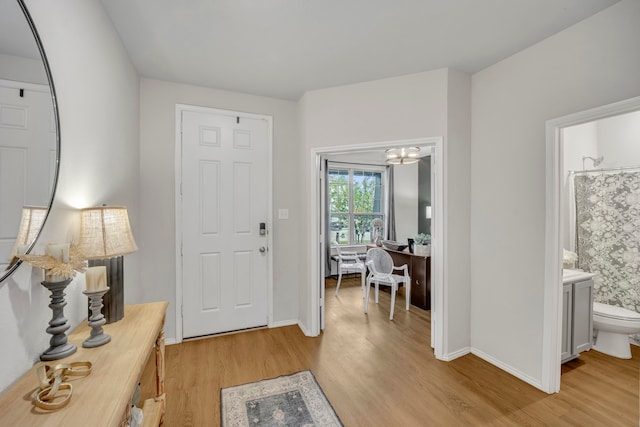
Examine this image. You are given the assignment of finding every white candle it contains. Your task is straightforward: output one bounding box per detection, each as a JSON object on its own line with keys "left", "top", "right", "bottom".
{"left": 85, "top": 266, "right": 107, "bottom": 292}
{"left": 46, "top": 243, "right": 70, "bottom": 263}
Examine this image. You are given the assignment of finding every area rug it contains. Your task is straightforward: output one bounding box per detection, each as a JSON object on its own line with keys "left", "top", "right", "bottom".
{"left": 220, "top": 370, "right": 343, "bottom": 426}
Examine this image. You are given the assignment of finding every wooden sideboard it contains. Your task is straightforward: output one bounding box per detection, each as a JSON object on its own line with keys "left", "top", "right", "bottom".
{"left": 367, "top": 245, "right": 431, "bottom": 310}
{"left": 0, "top": 301, "right": 168, "bottom": 427}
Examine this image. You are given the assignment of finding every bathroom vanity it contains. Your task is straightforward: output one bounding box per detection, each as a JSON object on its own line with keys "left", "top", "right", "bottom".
{"left": 562, "top": 270, "right": 595, "bottom": 363}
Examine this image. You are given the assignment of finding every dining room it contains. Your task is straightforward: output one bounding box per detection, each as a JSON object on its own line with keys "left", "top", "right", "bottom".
{"left": 322, "top": 144, "right": 435, "bottom": 331}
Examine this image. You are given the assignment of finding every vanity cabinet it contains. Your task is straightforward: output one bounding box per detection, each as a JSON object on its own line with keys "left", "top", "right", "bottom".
{"left": 562, "top": 279, "right": 593, "bottom": 363}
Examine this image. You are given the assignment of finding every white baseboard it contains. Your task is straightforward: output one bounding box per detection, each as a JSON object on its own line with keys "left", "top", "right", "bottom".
{"left": 269, "top": 319, "right": 299, "bottom": 328}
{"left": 439, "top": 346, "right": 471, "bottom": 361}
{"left": 166, "top": 337, "right": 178, "bottom": 346}
{"left": 297, "top": 321, "right": 313, "bottom": 337}
{"left": 471, "top": 347, "right": 544, "bottom": 391}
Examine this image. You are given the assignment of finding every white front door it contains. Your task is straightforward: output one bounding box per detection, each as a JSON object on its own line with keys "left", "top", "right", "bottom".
{"left": 180, "top": 107, "right": 270, "bottom": 338}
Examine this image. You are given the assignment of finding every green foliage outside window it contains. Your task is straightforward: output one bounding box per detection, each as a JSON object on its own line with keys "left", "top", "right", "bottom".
{"left": 328, "top": 167, "right": 383, "bottom": 245}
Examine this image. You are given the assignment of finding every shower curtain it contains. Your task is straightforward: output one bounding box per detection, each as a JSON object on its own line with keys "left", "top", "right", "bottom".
{"left": 574, "top": 171, "right": 640, "bottom": 312}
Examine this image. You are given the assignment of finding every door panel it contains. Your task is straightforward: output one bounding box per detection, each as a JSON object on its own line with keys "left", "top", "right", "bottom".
{"left": 181, "top": 109, "right": 269, "bottom": 338}
{"left": 0, "top": 83, "right": 55, "bottom": 269}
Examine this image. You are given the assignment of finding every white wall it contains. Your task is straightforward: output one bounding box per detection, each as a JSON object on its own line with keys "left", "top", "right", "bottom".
{"left": 0, "top": 53, "right": 47, "bottom": 85}
{"left": 299, "top": 69, "right": 472, "bottom": 357}
{"left": 0, "top": 0, "right": 139, "bottom": 392}
{"left": 445, "top": 69, "right": 472, "bottom": 355}
{"left": 394, "top": 163, "right": 419, "bottom": 243}
{"left": 471, "top": 0, "right": 640, "bottom": 386}
{"left": 562, "top": 122, "right": 599, "bottom": 249}
{"left": 597, "top": 110, "right": 640, "bottom": 168}
{"left": 139, "top": 78, "right": 300, "bottom": 340}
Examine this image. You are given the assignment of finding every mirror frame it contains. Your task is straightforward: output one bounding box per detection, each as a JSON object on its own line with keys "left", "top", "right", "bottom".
{"left": 1, "top": 0, "right": 60, "bottom": 282}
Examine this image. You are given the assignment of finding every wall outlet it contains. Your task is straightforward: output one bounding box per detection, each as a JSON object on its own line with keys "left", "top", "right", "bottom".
{"left": 278, "top": 208, "right": 289, "bottom": 220}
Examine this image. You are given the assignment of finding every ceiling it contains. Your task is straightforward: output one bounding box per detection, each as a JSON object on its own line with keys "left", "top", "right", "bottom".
{"left": 0, "top": 0, "right": 41, "bottom": 59}
{"left": 98, "top": 0, "right": 618, "bottom": 100}
{"left": 1, "top": 1, "right": 619, "bottom": 100}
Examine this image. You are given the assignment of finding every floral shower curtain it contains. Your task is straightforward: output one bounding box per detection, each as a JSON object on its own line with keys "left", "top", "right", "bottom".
{"left": 574, "top": 171, "right": 640, "bottom": 312}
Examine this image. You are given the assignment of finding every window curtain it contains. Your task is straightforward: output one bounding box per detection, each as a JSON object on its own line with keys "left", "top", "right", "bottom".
{"left": 324, "top": 159, "right": 332, "bottom": 277}
{"left": 386, "top": 165, "right": 396, "bottom": 241}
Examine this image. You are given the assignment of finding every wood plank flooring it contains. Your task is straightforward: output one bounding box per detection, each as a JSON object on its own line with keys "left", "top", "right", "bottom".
{"left": 141, "top": 277, "right": 639, "bottom": 426}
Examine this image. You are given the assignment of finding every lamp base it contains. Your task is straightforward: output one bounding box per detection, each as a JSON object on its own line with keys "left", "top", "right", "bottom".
{"left": 40, "top": 279, "right": 77, "bottom": 361}
{"left": 41, "top": 342, "right": 77, "bottom": 361}
{"left": 88, "top": 258, "right": 124, "bottom": 324}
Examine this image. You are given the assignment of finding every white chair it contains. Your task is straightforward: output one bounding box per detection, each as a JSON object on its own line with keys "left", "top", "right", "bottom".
{"left": 334, "top": 246, "right": 366, "bottom": 297}
{"left": 364, "top": 248, "right": 411, "bottom": 320}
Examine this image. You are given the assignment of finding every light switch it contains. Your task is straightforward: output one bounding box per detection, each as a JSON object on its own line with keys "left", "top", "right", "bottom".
{"left": 278, "top": 209, "right": 289, "bottom": 220}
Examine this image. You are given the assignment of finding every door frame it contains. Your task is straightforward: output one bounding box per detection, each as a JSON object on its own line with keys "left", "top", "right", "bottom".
{"left": 174, "top": 103, "right": 274, "bottom": 344}
{"left": 543, "top": 95, "right": 640, "bottom": 393}
{"left": 308, "top": 137, "right": 445, "bottom": 358}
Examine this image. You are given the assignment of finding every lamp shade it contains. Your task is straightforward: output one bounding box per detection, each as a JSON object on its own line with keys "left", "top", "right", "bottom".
{"left": 10, "top": 206, "right": 48, "bottom": 258}
{"left": 79, "top": 206, "right": 138, "bottom": 259}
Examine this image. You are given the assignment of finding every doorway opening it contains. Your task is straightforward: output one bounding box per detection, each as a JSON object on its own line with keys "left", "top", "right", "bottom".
{"left": 308, "top": 137, "right": 445, "bottom": 358}
{"left": 544, "top": 96, "right": 640, "bottom": 393}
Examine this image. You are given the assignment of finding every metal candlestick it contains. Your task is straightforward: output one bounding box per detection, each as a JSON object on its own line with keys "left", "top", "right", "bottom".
{"left": 82, "top": 287, "right": 111, "bottom": 348}
{"left": 40, "top": 279, "right": 77, "bottom": 361}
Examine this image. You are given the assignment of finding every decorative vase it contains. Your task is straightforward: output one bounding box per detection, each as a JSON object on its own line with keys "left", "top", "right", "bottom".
{"left": 372, "top": 227, "right": 383, "bottom": 246}
{"left": 414, "top": 244, "right": 431, "bottom": 256}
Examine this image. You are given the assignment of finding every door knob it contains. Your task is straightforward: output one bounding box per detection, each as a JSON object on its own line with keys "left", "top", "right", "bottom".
{"left": 259, "top": 246, "right": 267, "bottom": 253}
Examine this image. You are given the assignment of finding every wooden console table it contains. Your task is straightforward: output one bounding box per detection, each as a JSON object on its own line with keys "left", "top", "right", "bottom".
{"left": 367, "top": 245, "right": 431, "bottom": 310}
{"left": 0, "top": 301, "right": 168, "bottom": 427}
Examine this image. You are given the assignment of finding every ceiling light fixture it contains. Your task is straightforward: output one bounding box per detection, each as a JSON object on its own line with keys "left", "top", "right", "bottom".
{"left": 385, "top": 147, "right": 420, "bottom": 165}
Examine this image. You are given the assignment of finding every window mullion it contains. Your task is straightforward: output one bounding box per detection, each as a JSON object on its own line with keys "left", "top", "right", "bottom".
{"left": 349, "top": 169, "right": 354, "bottom": 245}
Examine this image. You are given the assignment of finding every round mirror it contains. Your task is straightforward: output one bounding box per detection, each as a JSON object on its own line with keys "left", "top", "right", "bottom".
{"left": 0, "top": 0, "right": 59, "bottom": 281}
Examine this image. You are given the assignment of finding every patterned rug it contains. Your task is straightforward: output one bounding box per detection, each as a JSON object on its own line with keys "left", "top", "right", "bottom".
{"left": 220, "top": 370, "right": 343, "bottom": 426}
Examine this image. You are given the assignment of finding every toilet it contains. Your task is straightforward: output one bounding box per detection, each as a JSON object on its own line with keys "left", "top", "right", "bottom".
{"left": 593, "top": 302, "right": 640, "bottom": 359}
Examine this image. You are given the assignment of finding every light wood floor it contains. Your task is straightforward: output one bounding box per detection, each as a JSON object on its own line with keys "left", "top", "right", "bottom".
{"left": 142, "top": 277, "right": 639, "bottom": 426}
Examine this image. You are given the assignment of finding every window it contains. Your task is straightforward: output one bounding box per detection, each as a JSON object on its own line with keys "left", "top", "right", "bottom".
{"left": 328, "top": 164, "right": 384, "bottom": 245}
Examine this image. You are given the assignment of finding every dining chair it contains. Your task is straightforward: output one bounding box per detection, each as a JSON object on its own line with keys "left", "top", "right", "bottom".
{"left": 364, "top": 248, "right": 411, "bottom": 320}
{"left": 334, "top": 246, "right": 366, "bottom": 297}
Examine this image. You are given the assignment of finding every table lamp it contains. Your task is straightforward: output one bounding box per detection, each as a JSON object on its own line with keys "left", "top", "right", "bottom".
{"left": 9, "top": 206, "right": 48, "bottom": 260}
{"left": 79, "top": 206, "right": 137, "bottom": 323}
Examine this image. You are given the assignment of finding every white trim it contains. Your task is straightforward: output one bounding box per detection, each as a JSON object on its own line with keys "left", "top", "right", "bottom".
{"left": 174, "top": 108, "right": 183, "bottom": 344}
{"left": 269, "top": 319, "right": 299, "bottom": 328}
{"left": 307, "top": 137, "right": 446, "bottom": 361}
{"left": 543, "top": 96, "right": 640, "bottom": 393}
{"left": 472, "top": 348, "right": 544, "bottom": 390}
{"left": 297, "top": 321, "right": 313, "bottom": 337}
{"left": 439, "top": 346, "right": 470, "bottom": 361}
{"left": 432, "top": 141, "right": 445, "bottom": 359}
{"left": 174, "top": 104, "right": 274, "bottom": 344}
{"left": 165, "top": 338, "right": 178, "bottom": 346}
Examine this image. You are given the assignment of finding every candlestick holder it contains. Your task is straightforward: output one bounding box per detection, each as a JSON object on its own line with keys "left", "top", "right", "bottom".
{"left": 82, "top": 287, "right": 111, "bottom": 348}
{"left": 40, "top": 279, "right": 77, "bottom": 361}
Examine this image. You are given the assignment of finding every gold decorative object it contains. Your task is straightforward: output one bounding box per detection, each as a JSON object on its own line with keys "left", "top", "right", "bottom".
{"left": 33, "top": 361, "right": 92, "bottom": 410}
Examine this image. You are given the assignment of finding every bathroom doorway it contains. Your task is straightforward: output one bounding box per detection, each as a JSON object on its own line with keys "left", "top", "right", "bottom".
{"left": 544, "top": 96, "right": 640, "bottom": 392}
